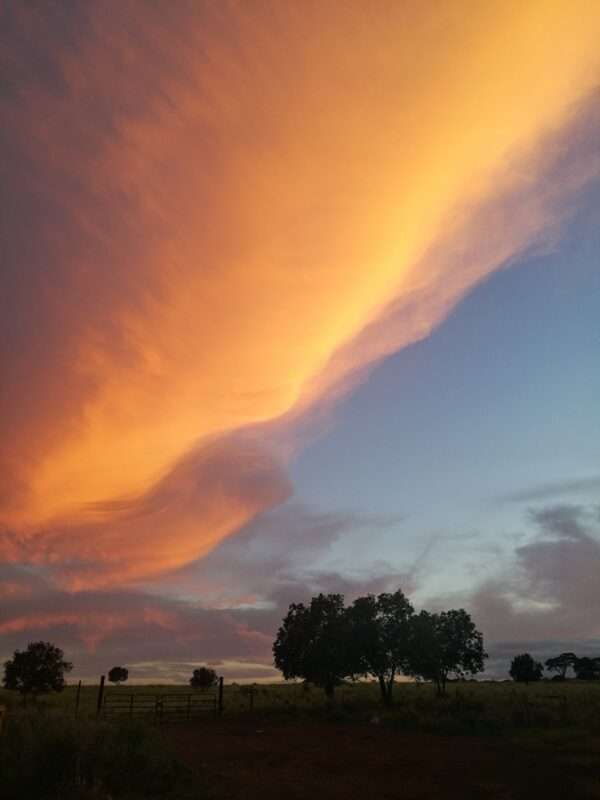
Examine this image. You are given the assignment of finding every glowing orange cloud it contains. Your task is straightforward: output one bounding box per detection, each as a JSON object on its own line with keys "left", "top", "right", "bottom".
{"left": 1, "top": 1, "right": 600, "bottom": 588}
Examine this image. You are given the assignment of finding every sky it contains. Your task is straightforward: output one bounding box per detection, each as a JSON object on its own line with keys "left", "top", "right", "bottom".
{"left": 1, "top": 1, "right": 599, "bottom": 683}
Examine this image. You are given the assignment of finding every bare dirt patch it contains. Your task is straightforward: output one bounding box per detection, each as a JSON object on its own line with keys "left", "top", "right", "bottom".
{"left": 168, "top": 719, "right": 600, "bottom": 799}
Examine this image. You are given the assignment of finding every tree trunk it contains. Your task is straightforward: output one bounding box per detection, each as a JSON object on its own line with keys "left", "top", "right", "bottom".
{"left": 388, "top": 669, "right": 396, "bottom": 705}
{"left": 324, "top": 683, "right": 335, "bottom": 703}
{"left": 378, "top": 676, "right": 389, "bottom": 706}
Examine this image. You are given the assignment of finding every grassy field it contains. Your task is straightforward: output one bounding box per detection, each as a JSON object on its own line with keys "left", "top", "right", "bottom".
{"left": 2, "top": 679, "right": 600, "bottom": 733}
{"left": 2, "top": 681, "right": 600, "bottom": 799}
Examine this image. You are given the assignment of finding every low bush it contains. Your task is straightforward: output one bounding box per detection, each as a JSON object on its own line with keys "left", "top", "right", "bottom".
{"left": 0, "top": 711, "right": 189, "bottom": 799}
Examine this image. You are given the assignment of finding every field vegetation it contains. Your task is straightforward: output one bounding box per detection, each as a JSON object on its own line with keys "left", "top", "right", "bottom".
{"left": 2, "top": 605, "right": 600, "bottom": 798}
{"left": 2, "top": 680, "right": 600, "bottom": 798}
{"left": 0, "top": 711, "right": 189, "bottom": 800}
{"left": 2, "top": 678, "right": 600, "bottom": 732}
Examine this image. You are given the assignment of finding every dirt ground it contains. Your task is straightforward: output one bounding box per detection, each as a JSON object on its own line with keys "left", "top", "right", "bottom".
{"left": 168, "top": 719, "right": 600, "bottom": 800}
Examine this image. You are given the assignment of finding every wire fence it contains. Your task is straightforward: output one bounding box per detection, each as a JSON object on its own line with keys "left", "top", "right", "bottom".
{"left": 102, "top": 691, "right": 217, "bottom": 721}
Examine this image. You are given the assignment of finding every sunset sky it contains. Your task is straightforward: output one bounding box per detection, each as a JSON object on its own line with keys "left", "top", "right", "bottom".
{"left": 1, "top": 1, "right": 599, "bottom": 682}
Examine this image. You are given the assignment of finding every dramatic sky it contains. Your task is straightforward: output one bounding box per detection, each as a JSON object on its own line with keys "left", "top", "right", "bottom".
{"left": 1, "top": 1, "right": 599, "bottom": 682}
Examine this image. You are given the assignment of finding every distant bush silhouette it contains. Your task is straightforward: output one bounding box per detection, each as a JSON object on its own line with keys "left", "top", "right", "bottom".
{"left": 3, "top": 641, "right": 72, "bottom": 703}
{"left": 509, "top": 653, "right": 543, "bottom": 683}
{"left": 190, "top": 666, "right": 217, "bottom": 689}
{"left": 108, "top": 665, "right": 129, "bottom": 685}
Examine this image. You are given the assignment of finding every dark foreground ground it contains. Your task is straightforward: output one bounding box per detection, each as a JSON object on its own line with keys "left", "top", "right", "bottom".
{"left": 168, "top": 719, "right": 600, "bottom": 800}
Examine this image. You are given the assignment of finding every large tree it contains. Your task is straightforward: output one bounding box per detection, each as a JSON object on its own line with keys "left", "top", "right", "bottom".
{"left": 273, "top": 593, "right": 351, "bottom": 700}
{"left": 545, "top": 652, "right": 577, "bottom": 680}
{"left": 509, "top": 653, "right": 543, "bottom": 683}
{"left": 404, "top": 609, "right": 487, "bottom": 695}
{"left": 573, "top": 656, "right": 600, "bottom": 681}
{"left": 3, "top": 641, "right": 73, "bottom": 702}
{"left": 348, "top": 589, "right": 414, "bottom": 705}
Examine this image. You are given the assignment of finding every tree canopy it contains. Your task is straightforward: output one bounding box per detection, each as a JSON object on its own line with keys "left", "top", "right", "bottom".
{"left": 108, "top": 666, "right": 129, "bottom": 685}
{"left": 509, "top": 653, "right": 544, "bottom": 683}
{"left": 3, "top": 641, "right": 73, "bottom": 700}
{"left": 273, "top": 592, "right": 486, "bottom": 699}
{"left": 273, "top": 593, "right": 351, "bottom": 698}
{"left": 403, "top": 609, "right": 487, "bottom": 695}
{"left": 544, "top": 652, "right": 577, "bottom": 680}
{"left": 573, "top": 656, "right": 600, "bottom": 681}
{"left": 347, "top": 589, "right": 414, "bottom": 705}
{"left": 190, "top": 666, "right": 218, "bottom": 689}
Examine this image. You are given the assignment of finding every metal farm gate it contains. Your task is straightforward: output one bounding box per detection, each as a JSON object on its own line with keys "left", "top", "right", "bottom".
{"left": 103, "top": 692, "right": 217, "bottom": 722}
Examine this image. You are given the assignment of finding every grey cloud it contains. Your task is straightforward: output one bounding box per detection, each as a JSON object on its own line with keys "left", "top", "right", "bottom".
{"left": 0, "top": 581, "right": 273, "bottom": 679}
{"left": 497, "top": 476, "right": 600, "bottom": 504}
{"left": 155, "top": 502, "right": 407, "bottom": 607}
{"left": 467, "top": 504, "right": 600, "bottom": 675}
{"left": 0, "top": 569, "right": 411, "bottom": 680}
{"left": 0, "top": 504, "right": 413, "bottom": 679}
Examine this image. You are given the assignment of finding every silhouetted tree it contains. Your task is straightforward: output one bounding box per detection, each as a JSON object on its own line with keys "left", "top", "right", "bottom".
{"left": 573, "top": 656, "right": 600, "bottom": 681}
{"left": 348, "top": 589, "right": 414, "bottom": 705}
{"left": 190, "top": 666, "right": 218, "bottom": 689}
{"left": 273, "top": 593, "right": 351, "bottom": 700}
{"left": 3, "top": 641, "right": 73, "bottom": 703}
{"left": 404, "top": 609, "right": 487, "bottom": 695}
{"left": 108, "top": 666, "right": 129, "bottom": 685}
{"left": 509, "top": 653, "right": 543, "bottom": 683}
{"left": 545, "top": 652, "right": 577, "bottom": 680}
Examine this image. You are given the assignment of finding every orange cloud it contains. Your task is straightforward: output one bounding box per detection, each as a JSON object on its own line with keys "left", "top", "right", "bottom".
{"left": 0, "top": 583, "right": 32, "bottom": 600}
{"left": 2, "top": 435, "right": 290, "bottom": 589}
{"left": 0, "top": 607, "right": 179, "bottom": 653}
{"left": 1, "top": 2, "right": 600, "bottom": 589}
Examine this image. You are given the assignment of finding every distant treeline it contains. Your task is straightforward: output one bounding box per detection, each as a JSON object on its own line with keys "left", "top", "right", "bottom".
{"left": 510, "top": 651, "right": 600, "bottom": 683}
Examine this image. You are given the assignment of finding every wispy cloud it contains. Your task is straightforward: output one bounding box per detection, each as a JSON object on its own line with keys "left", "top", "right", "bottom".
{"left": 497, "top": 476, "right": 600, "bottom": 504}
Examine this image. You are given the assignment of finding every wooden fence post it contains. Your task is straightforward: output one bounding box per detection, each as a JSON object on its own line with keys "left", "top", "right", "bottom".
{"left": 96, "top": 675, "right": 105, "bottom": 718}
{"left": 218, "top": 676, "right": 224, "bottom": 716}
{"left": 75, "top": 680, "right": 82, "bottom": 718}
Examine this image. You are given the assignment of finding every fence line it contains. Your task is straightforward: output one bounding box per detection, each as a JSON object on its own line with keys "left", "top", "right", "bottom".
{"left": 102, "top": 691, "right": 218, "bottom": 722}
